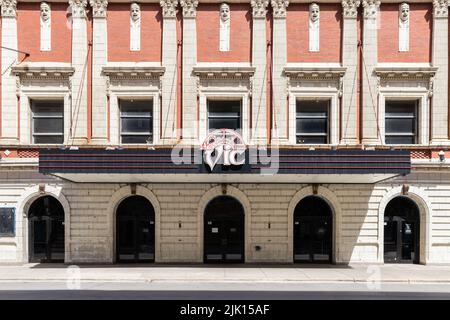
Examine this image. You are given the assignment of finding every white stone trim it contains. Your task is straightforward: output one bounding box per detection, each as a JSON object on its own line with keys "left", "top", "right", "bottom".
{"left": 197, "top": 185, "right": 252, "bottom": 263}
{"left": 377, "top": 186, "right": 432, "bottom": 264}
{"left": 16, "top": 185, "right": 71, "bottom": 263}
{"left": 107, "top": 185, "right": 161, "bottom": 263}
{"left": 287, "top": 185, "right": 342, "bottom": 264}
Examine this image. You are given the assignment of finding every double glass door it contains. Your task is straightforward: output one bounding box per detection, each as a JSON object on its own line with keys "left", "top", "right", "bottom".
{"left": 384, "top": 217, "right": 418, "bottom": 263}
{"left": 294, "top": 216, "right": 332, "bottom": 263}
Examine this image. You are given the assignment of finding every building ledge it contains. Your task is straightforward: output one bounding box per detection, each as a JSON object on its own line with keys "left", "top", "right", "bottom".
{"left": 193, "top": 63, "right": 255, "bottom": 79}
{"left": 284, "top": 63, "right": 346, "bottom": 79}
{"left": 102, "top": 63, "right": 165, "bottom": 78}
{"left": 375, "top": 63, "right": 438, "bottom": 78}
{"left": 12, "top": 63, "right": 74, "bottom": 78}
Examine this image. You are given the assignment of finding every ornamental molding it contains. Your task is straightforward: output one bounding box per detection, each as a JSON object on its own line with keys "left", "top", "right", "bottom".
{"left": 102, "top": 66, "right": 166, "bottom": 80}
{"left": 193, "top": 65, "right": 255, "bottom": 79}
{"left": 433, "top": 0, "right": 449, "bottom": 18}
{"left": 284, "top": 66, "right": 347, "bottom": 80}
{"left": 362, "top": 0, "right": 380, "bottom": 19}
{"left": 271, "top": 0, "right": 289, "bottom": 18}
{"left": 160, "top": 0, "right": 178, "bottom": 18}
{"left": 342, "top": 0, "right": 360, "bottom": 19}
{"left": 69, "top": 0, "right": 88, "bottom": 18}
{"left": 1, "top": 0, "right": 17, "bottom": 17}
{"left": 12, "top": 65, "right": 75, "bottom": 79}
{"left": 89, "top": 0, "right": 108, "bottom": 18}
{"left": 180, "top": 0, "right": 198, "bottom": 18}
{"left": 251, "top": 0, "right": 269, "bottom": 18}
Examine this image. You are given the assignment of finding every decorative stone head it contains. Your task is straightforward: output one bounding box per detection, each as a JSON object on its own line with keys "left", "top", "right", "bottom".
{"left": 399, "top": 3, "right": 410, "bottom": 22}
{"left": 40, "top": 2, "right": 51, "bottom": 22}
{"left": 220, "top": 3, "right": 230, "bottom": 22}
{"left": 309, "top": 3, "right": 320, "bottom": 23}
{"left": 130, "top": 2, "right": 140, "bottom": 22}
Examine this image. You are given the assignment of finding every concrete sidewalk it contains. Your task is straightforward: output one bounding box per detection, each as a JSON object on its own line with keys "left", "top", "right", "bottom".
{"left": 1, "top": 264, "right": 450, "bottom": 284}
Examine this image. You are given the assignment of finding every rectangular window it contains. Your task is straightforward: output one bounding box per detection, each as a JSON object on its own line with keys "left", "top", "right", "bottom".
{"left": 385, "top": 100, "right": 417, "bottom": 145}
{"left": 207, "top": 100, "right": 241, "bottom": 131}
{"left": 31, "top": 100, "right": 64, "bottom": 144}
{"left": 296, "top": 100, "right": 329, "bottom": 144}
{"left": 119, "top": 99, "right": 153, "bottom": 144}
{"left": 0, "top": 208, "right": 15, "bottom": 237}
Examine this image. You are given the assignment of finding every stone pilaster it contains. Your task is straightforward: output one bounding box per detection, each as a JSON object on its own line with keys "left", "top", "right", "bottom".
{"left": 69, "top": 0, "right": 89, "bottom": 144}
{"left": 180, "top": 0, "right": 198, "bottom": 142}
{"left": 271, "top": 0, "right": 289, "bottom": 144}
{"left": 160, "top": 0, "right": 178, "bottom": 143}
{"left": 340, "top": 0, "right": 360, "bottom": 144}
{"left": 90, "top": 0, "right": 108, "bottom": 144}
{"left": 251, "top": 0, "right": 269, "bottom": 144}
{"left": 1, "top": 0, "right": 18, "bottom": 143}
{"left": 431, "top": 0, "right": 450, "bottom": 144}
{"left": 361, "top": 0, "right": 380, "bottom": 145}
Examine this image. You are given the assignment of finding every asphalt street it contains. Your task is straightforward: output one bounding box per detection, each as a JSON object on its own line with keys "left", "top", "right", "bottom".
{"left": 0, "top": 281, "right": 450, "bottom": 299}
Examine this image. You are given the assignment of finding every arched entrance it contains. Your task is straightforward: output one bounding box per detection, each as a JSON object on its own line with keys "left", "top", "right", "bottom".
{"left": 294, "top": 196, "right": 333, "bottom": 263}
{"left": 28, "top": 196, "right": 65, "bottom": 262}
{"left": 384, "top": 196, "right": 420, "bottom": 264}
{"left": 204, "top": 196, "right": 245, "bottom": 263}
{"left": 116, "top": 195, "right": 155, "bottom": 263}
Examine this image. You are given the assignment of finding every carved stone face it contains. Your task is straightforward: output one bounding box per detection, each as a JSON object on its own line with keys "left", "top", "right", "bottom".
{"left": 399, "top": 3, "right": 409, "bottom": 22}
{"left": 40, "top": 2, "right": 50, "bottom": 22}
{"left": 220, "top": 3, "right": 230, "bottom": 22}
{"left": 131, "top": 3, "right": 140, "bottom": 22}
{"left": 309, "top": 3, "right": 320, "bottom": 23}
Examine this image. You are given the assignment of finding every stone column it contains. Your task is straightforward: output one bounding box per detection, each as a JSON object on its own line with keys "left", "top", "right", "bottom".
{"left": 361, "top": 0, "right": 380, "bottom": 145}
{"left": 271, "top": 0, "right": 289, "bottom": 144}
{"left": 90, "top": 0, "right": 108, "bottom": 144}
{"left": 180, "top": 0, "right": 198, "bottom": 143}
{"left": 341, "top": 0, "right": 360, "bottom": 144}
{"left": 69, "top": 0, "right": 88, "bottom": 144}
{"left": 1, "top": 0, "right": 18, "bottom": 143}
{"left": 431, "top": 0, "right": 449, "bottom": 144}
{"left": 251, "top": 0, "right": 269, "bottom": 144}
{"left": 160, "top": 0, "right": 179, "bottom": 143}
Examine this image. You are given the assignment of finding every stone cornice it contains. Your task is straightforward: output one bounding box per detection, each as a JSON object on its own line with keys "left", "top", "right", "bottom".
{"left": 374, "top": 65, "right": 438, "bottom": 78}
{"left": 284, "top": 65, "right": 347, "bottom": 79}
{"left": 102, "top": 66, "right": 166, "bottom": 79}
{"left": 193, "top": 65, "right": 255, "bottom": 79}
{"left": 89, "top": 0, "right": 108, "bottom": 18}
{"left": 12, "top": 65, "right": 75, "bottom": 78}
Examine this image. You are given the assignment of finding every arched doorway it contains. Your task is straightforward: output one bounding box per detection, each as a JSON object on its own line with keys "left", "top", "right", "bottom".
{"left": 28, "top": 196, "right": 65, "bottom": 262}
{"left": 294, "top": 196, "right": 333, "bottom": 263}
{"left": 204, "top": 196, "right": 245, "bottom": 263}
{"left": 116, "top": 195, "right": 155, "bottom": 263}
{"left": 384, "top": 196, "right": 420, "bottom": 264}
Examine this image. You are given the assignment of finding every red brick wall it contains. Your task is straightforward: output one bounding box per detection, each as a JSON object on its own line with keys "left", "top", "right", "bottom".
{"left": 17, "top": 3, "right": 71, "bottom": 62}
{"left": 107, "top": 4, "right": 162, "bottom": 62}
{"left": 197, "top": 4, "right": 252, "bottom": 63}
{"left": 287, "top": 4, "right": 342, "bottom": 63}
{"left": 378, "top": 4, "right": 432, "bottom": 63}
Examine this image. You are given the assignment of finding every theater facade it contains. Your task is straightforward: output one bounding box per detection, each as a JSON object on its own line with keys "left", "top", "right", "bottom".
{"left": 0, "top": 0, "right": 449, "bottom": 265}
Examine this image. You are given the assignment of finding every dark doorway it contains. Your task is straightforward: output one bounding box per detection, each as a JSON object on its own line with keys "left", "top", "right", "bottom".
{"left": 28, "top": 196, "right": 65, "bottom": 263}
{"left": 384, "top": 196, "right": 420, "bottom": 264}
{"left": 294, "top": 196, "right": 333, "bottom": 263}
{"left": 204, "top": 196, "right": 245, "bottom": 263}
{"left": 116, "top": 196, "right": 155, "bottom": 263}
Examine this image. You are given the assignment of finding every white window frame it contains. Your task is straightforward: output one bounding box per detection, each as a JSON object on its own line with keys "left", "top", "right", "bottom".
{"left": 295, "top": 99, "right": 331, "bottom": 145}
{"left": 199, "top": 91, "right": 250, "bottom": 144}
{"left": 20, "top": 90, "right": 70, "bottom": 145}
{"left": 378, "top": 90, "right": 429, "bottom": 145}
{"left": 207, "top": 99, "right": 242, "bottom": 132}
{"left": 118, "top": 98, "right": 154, "bottom": 145}
{"left": 288, "top": 90, "right": 339, "bottom": 146}
{"left": 110, "top": 91, "right": 160, "bottom": 146}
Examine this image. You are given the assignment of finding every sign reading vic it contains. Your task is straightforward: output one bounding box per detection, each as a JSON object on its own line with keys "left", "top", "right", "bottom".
{"left": 201, "top": 129, "right": 247, "bottom": 172}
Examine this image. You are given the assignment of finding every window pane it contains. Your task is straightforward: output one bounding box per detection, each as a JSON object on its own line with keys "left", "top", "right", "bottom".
{"left": 386, "top": 118, "right": 415, "bottom": 134}
{"left": 31, "top": 101, "right": 64, "bottom": 117}
{"left": 121, "top": 118, "right": 151, "bottom": 133}
{"left": 296, "top": 101, "right": 328, "bottom": 117}
{"left": 121, "top": 135, "right": 152, "bottom": 144}
{"left": 120, "top": 100, "right": 153, "bottom": 116}
{"left": 33, "top": 135, "right": 64, "bottom": 144}
{"left": 296, "top": 118, "right": 328, "bottom": 134}
{"left": 33, "top": 118, "right": 63, "bottom": 133}
{"left": 208, "top": 101, "right": 241, "bottom": 117}
{"left": 385, "top": 136, "right": 415, "bottom": 145}
{"left": 386, "top": 101, "right": 416, "bottom": 117}
{"left": 209, "top": 118, "right": 240, "bottom": 131}
{"left": 297, "top": 136, "right": 328, "bottom": 144}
